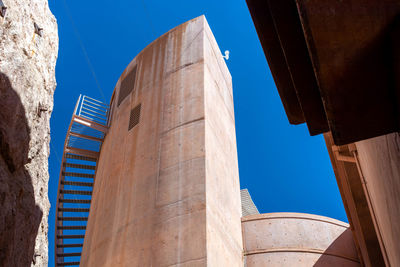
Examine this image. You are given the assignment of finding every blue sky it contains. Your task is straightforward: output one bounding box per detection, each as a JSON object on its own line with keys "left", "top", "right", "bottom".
{"left": 48, "top": 0, "right": 346, "bottom": 265}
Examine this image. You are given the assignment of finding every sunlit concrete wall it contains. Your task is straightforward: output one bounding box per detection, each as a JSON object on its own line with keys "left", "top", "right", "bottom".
{"left": 242, "top": 213, "right": 361, "bottom": 266}
{"left": 355, "top": 133, "right": 400, "bottom": 265}
{"left": 80, "top": 16, "right": 242, "bottom": 266}
{"left": 325, "top": 131, "right": 400, "bottom": 266}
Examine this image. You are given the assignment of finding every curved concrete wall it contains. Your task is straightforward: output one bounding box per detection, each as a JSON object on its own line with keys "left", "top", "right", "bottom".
{"left": 80, "top": 16, "right": 242, "bottom": 266}
{"left": 242, "top": 213, "right": 361, "bottom": 266}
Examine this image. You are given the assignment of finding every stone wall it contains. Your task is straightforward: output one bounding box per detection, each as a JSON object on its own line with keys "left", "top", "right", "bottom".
{"left": 0, "top": 0, "right": 58, "bottom": 265}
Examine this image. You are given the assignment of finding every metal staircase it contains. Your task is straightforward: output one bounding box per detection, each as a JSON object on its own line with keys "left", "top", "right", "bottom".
{"left": 55, "top": 95, "right": 109, "bottom": 267}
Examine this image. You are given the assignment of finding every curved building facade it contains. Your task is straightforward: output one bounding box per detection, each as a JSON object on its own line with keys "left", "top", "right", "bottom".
{"left": 55, "top": 16, "right": 361, "bottom": 267}
{"left": 80, "top": 16, "right": 243, "bottom": 266}
{"left": 242, "top": 213, "right": 360, "bottom": 266}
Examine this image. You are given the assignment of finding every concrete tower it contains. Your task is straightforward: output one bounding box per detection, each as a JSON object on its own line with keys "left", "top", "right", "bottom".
{"left": 55, "top": 15, "right": 360, "bottom": 267}
{"left": 79, "top": 16, "right": 243, "bottom": 266}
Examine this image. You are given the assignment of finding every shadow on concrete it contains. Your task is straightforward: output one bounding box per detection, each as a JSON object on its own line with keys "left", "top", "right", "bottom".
{"left": 314, "top": 228, "right": 360, "bottom": 266}
{"left": 0, "top": 72, "right": 43, "bottom": 265}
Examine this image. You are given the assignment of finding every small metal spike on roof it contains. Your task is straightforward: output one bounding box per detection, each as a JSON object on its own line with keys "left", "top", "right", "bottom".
{"left": 34, "top": 22, "right": 43, "bottom": 37}
{"left": 0, "top": 0, "right": 7, "bottom": 18}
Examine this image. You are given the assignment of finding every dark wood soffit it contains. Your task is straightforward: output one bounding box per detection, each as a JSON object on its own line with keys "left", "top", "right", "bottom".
{"left": 297, "top": 0, "right": 400, "bottom": 145}
{"left": 246, "top": 0, "right": 305, "bottom": 125}
{"left": 247, "top": 0, "right": 400, "bottom": 145}
{"left": 267, "top": 0, "right": 329, "bottom": 135}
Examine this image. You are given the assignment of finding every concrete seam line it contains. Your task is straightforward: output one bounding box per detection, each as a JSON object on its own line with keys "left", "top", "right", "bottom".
{"left": 160, "top": 117, "right": 205, "bottom": 136}
{"left": 241, "top": 214, "right": 349, "bottom": 228}
{"left": 244, "top": 248, "right": 360, "bottom": 263}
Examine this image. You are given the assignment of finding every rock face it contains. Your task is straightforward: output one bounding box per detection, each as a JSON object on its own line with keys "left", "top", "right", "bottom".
{"left": 0, "top": 0, "right": 58, "bottom": 266}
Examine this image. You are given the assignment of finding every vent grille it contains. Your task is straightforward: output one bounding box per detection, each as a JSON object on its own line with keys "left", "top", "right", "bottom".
{"left": 128, "top": 104, "right": 141, "bottom": 130}
{"left": 118, "top": 66, "right": 137, "bottom": 107}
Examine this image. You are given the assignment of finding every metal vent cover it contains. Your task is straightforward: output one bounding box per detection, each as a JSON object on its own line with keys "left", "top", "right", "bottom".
{"left": 128, "top": 104, "right": 141, "bottom": 130}
{"left": 118, "top": 66, "right": 137, "bottom": 107}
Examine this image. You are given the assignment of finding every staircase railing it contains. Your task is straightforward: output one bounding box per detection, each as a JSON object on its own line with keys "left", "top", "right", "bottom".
{"left": 75, "top": 95, "right": 109, "bottom": 126}
{"left": 54, "top": 95, "right": 109, "bottom": 267}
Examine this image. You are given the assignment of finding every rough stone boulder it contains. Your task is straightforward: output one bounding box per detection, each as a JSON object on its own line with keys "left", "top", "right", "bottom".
{"left": 0, "top": 0, "right": 58, "bottom": 266}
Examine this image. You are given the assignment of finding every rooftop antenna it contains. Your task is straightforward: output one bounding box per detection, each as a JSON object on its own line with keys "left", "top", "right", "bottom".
{"left": 222, "top": 50, "right": 230, "bottom": 60}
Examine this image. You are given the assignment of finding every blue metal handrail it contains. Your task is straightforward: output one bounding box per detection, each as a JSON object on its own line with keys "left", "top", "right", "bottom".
{"left": 75, "top": 95, "right": 109, "bottom": 126}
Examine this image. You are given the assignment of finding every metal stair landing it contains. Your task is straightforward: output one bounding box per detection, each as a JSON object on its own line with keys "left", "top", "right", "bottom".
{"left": 55, "top": 95, "right": 109, "bottom": 267}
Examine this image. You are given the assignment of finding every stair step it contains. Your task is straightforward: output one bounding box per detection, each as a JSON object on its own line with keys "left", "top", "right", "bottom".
{"left": 62, "top": 172, "right": 94, "bottom": 179}
{"left": 57, "top": 234, "right": 85, "bottom": 239}
{"left": 61, "top": 181, "right": 93, "bottom": 187}
{"left": 58, "top": 225, "right": 86, "bottom": 230}
{"left": 65, "top": 153, "right": 97, "bottom": 162}
{"left": 56, "top": 243, "right": 83, "bottom": 248}
{"left": 57, "top": 253, "right": 81, "bottom": 258}
{"left": 60, "top": 190, "right": 92, "bottom": 196}
{"left": 58, "top": 217, "right": 88, "bottom": 221}
{"left": 65, "top": 147, "right": 99, "bottom": 159}
{"left": 57, "top": 261, "right": 80, "bottom": 266}
{"left": 64, "top": 163, "right": 96, "bottom": 170}
{"left": 73, "top": 115, "right": 108, "bottom": 133}
{"left": 59, "top": 199, "right": 91, "bottom": 204}
{"left": 58, "top": 208, "right": 90, "bottom": 213}
{"left": 69, "top": 131, "right": 104, "bottom": 142}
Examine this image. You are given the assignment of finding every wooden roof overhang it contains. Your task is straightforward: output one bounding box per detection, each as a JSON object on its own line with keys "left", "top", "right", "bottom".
{"left": 246, "top": 0, "right": 400, "bottom": 145}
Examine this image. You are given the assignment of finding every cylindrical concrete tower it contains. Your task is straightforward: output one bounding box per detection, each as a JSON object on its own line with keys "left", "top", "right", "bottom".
{"left": 242, "top": 213, "right": 361, "bottom": 266}
{"left": 79, "top": 16, "right": 243, "bottom": 266}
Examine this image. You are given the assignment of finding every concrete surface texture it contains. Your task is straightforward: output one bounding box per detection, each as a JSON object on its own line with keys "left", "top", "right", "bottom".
{"left": 80, "top": 16, "right": 243, "bottom": 266}
{"left": 323, "top": 132, "right": 385, "bottom": 266}
{"left": 242, "top": 213, "right": 360, "bottom": 267}
{"left": 0, "top": 0, "right": 58, "bottom": 266}
{"left": 355, "top": 133, "right": 400, "bottom": 266}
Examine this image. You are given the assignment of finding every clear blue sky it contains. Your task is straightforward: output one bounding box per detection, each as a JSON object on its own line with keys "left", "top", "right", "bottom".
{"left": 48, "top": 0, "right": 347, "bottom": 265}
